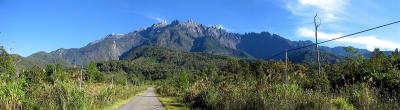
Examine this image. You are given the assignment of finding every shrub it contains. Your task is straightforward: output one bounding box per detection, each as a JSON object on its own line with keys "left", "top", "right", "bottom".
{"left": 25, "top": 81, "right": 87, "bottom": 110}
{"left": 329, "top": 97, "right": 355, "bottom": 110}
{"left": 0, "top": 79, "right": 25, "bottom": 110}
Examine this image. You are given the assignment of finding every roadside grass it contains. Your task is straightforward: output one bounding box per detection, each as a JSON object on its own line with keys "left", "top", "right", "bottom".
{"left": 87, "top": 84, "right": 148, "bottom": 110}
{"left": 158, "top": 96, "right": 189, "bottom": 110}
{"left": 106, "top": 91, "right": 145, "bottom": 110}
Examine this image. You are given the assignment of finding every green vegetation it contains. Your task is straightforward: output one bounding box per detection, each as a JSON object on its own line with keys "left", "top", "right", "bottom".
{"left": 129, "top": 46, "right": 399, "bottom": 109}
{"left": 0, "top": 47, "right": 148, "bottom": 110}
{"left": 3, "top": 44, "right": 400, "bottom": 109}
{"left": 158, "top": 96, "right": 189, "bottom": 110}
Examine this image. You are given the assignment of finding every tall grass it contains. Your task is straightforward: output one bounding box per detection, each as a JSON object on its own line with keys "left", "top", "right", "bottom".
{"left": 1, "top": 68, "right": 147, "bottom": 110}
{"left": 156, "top": 71, "right": 400, "bottom": 110}
{"left": 86, "top": 83, "right": 147, "bottom": 109}
{"left": 20, "top": 81, "right": 147, "bottom": 110}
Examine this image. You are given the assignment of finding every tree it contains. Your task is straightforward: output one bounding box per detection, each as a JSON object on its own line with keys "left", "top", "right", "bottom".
{"left": 0, "top": 47, "right": 16, "bottom": 80}
{"left": 342, "top": 46, "right": 365, "bottom": 66}
{"left": 24, "top": 65, "right": 46, "bottom": 84}
{"left": 369, "top": 48, "right": 388, "bottom": 71}
{"left": 0, "top": 46, "right": 24, "bottom": 110}
{"left": 314, "top": 13, "right": 322, "bottom": 77}
{"left": 390, "top": 48, "right": 400, "bottom": 70}
{"left": 45, "top": 64, "right": 66, "bottom": 83}
{"left": 177, "top": 71, "right": 190, "bottom": 94}
{"left": 394, "top": 48, "right": 399, "bottom": 55}
{"left": 87, "top": 61, "right": 103, "bottom": 82}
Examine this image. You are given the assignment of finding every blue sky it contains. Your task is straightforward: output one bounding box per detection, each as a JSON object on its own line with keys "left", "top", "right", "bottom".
{"left": 0, "top": 0, "right": 399, "bottom": 57}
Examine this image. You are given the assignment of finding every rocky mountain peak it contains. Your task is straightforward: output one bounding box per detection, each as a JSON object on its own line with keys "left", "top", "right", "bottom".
{"left": 26, "top": 19, "right": 370, "bottom": 66}
{"left": 151, "top": 20, "right": 168, "bottom": 28}
{"left": 88, "top": 33, "right": 124, "bottom": 46}
{"left": 170, "top": 20, "right": 181, "bottom": 25}
{"left": 183, "top": 19, "right": 200, "bottom": 27}
{"left": 168, "top": 20, "right": 201, "bottom": 27}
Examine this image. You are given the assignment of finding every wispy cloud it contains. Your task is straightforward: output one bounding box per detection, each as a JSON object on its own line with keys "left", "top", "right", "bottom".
{"left": 216, "top": 25, "right": 233, "bottom": 32}
{"left": 286, "top": 0, "right": 400, "bottom": 51}
{"left": 286, "top": 0, "right": 347, "bottom": 22}
{"left": 298, "top": 27, "right": 400, "bottom": 51}
{"left": 145, "top": 16, "right": 166, "bottom": 23}
{"left": 210, "top": 24, "right": 234, "bottom": 32}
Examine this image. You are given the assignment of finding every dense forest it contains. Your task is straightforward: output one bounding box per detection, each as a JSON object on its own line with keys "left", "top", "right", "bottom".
{"left": 2, "top": 45, "right": 400, "bottom": 110}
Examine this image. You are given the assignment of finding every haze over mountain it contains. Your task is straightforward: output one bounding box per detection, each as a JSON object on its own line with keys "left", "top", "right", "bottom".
{"left": 24, "top": 20, "right": 370, "bottom": 66}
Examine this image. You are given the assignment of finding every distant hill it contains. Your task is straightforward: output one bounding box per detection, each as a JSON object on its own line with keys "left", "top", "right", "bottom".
{"left": 25, "top": 20, "right": 371, "bottom": 65}
{"left": 11, "top": 52, "right": 71, "bottom": 69}
{"left": 120, "top": 45, "right": 232, "bottom": 62}
{"left": 28, "top": 52, "right": 72, "bottom": 66}
{"left": 99, "top": 45, "right": 234, "bottom": 79}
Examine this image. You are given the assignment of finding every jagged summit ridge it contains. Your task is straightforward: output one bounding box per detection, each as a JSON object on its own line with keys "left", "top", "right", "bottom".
{"left": 88, "top": 32, "right": 125, "bottom": 46}
{"left": 26, "top": 19, "right": 370, "bottom": 65}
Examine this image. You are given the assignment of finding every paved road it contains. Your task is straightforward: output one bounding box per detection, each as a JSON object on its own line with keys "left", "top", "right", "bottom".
{"left": 118, "top": 87, "right": 165, "bottom": 110}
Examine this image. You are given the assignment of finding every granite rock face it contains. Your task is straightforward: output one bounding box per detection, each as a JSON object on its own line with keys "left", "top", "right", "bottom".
{"left": 27, "top": 20, "right": 370, "bottom": 65}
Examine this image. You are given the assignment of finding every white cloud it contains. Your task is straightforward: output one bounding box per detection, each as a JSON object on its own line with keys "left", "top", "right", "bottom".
{"left": 299, "top": 0, "right": 343, "bottom": 12}
{"left": 287, "top": 0, "right": 347, "bottom": 22}
{"left": 210, "top": 24, "right": 234, "bottom": 32}
{"left": 286, "top": 0, "right": 400, "bottom": 51}
{"left": 145, "top": 16, "right": 166, "bottom": 23}
{"left": 298, "top": 27, "right": 400, "bottom": 51}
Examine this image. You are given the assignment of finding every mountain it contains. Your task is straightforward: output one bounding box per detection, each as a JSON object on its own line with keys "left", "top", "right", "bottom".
{"left": 26, "top": 20, "right": 371, "bottom": 65}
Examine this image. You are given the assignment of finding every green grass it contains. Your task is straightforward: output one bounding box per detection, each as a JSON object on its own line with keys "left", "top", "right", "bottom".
{"left": 105, "top": 91, "right": 145, "bottom": 110}
{"left": 81, "top": 83, "right": 149, "bottom": 110}
{"left": 158, "top": 96, "right": 188, "bottom": 110}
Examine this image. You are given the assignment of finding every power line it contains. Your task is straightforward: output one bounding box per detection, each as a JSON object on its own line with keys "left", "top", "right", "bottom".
{"left": 320, "top": 20, "right": 400, "bottom": 44}
{"left": 266, "top": 20, "right": 400, "bottom": 60}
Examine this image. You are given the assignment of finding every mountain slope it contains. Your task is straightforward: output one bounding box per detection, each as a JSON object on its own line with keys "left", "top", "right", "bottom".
{"left": 26, "top": 20, "right": 371, "bottom": 65}
{"left": 12, "top": 52, "right": 71, "bottom": 68}
{"left": 237, "top": 32, "right": 315, "bottom": 59}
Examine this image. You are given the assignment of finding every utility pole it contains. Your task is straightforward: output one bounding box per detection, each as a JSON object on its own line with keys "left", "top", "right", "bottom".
{"left": 54, "top": 64, "right": 57, "bottom": 74}
{"left": 79, "top": 66, "right": 83, "bottom": 90}
{"left": 112, "top": 73, "right": 114, "bottom": 88}
{"left": 125, "top": 77, "right": 128, "bottom": 90}
{"left": 314, "top": 13, "right": 322, "bottom": 77}
{"left": 14, "top": 59, "right": 22, "bottom": 77}
{"left": 285, "top": 49, "right": 288, "bottom": 84}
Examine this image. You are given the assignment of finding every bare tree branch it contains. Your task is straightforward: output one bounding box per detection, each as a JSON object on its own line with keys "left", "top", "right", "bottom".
{"left": 314, "top": 13, "right": 322, "bottom": 77}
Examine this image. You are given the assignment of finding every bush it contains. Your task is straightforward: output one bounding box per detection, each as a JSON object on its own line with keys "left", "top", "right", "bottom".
{"left": 24, "top": 81, "right": 87, "bottom": 110}
{"left": 157, "top": 71, "right": 191, "bottom": 97}
{"left": 87, "top": 61, "right": 104, "bottom": 83}
{"left": 329, "top": 97, "right": 355, "bottom": 110}
{"left": 0, "top": 79, "right": 25, "bottom": 110}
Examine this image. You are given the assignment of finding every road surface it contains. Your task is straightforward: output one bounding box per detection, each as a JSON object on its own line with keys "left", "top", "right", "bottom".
{"left": 118, "top": 87, "right": 165, "bottom": 110}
